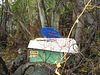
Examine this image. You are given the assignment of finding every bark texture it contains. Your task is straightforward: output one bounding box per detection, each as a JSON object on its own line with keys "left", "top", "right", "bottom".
{"left": 51, "top": 0, "right": 60, "bottom": 31}
{"left": 37, "top": 0, "right": 48, "bottom": 27}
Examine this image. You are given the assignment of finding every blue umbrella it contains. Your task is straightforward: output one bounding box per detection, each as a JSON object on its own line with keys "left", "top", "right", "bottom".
{"left": 40, "top": 27, "right": 61, "bottom": 38}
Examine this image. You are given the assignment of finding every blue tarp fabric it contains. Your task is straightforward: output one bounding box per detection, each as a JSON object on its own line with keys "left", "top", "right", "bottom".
{"left": 40, "top": 27, "right": 61, "bottom": 38}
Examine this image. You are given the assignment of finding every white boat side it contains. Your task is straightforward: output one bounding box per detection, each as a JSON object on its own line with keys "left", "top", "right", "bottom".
{"left": 28, "top": 38, "right": 79, "bottom": 53}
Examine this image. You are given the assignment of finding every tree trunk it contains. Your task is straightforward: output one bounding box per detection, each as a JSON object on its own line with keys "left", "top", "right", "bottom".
{"left": 27, "top": 0, "right": 35, "bottom": 39}
{"left": 51, "top": 0, "right": 60, "bottom": 31}
{"left": 0, "top": 1, "right": 3, "bottom": 42}
{"left": 75, "top": 12, "right": 84, "bottom": 46}
{"left": 71, "top": 8, "right": 77, "bottom": 38}
{"left": 5, "top": 0, "right": 9, "bottom": 31}
{"left": 97, "top": 1, "right": 100, "bottom": 25}
{"left": 1, "top": 0, "right": 9, "bottom": 44}
{"left": 73, "top": 0, "right": 85, "bottom": 48}
{"left": 37, "top": 0, "right": 48, "bottom": 27}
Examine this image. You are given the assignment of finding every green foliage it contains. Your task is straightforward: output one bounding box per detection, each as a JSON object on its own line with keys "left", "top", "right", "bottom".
{"left": 44, "top": 0, "right": 52, "bottom": 15}
{"left": 11, "top": 0, "right": 22, "bottom": 14}
{"left": 0, "top": 46, "right": 6, "bottom": 50}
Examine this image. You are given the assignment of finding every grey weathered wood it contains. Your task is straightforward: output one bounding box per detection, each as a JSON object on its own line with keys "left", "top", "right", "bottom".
{"left": 37, "top": 0, "right": 48, "bottom": 27}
